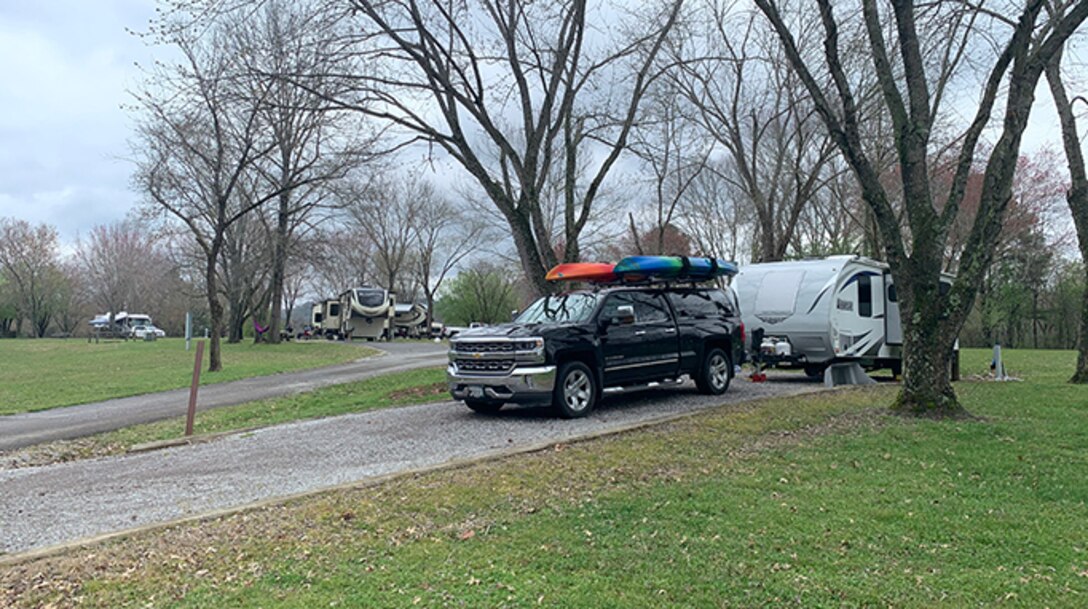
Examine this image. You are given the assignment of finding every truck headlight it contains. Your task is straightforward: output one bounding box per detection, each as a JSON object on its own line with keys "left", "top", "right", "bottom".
{"left": 514, "top": 338, "right": 545, "bottom": 351}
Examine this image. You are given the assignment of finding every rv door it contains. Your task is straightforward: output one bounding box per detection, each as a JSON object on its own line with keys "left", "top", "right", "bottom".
{"left": 884, "top": 274, "right": 903, "bottom": 345}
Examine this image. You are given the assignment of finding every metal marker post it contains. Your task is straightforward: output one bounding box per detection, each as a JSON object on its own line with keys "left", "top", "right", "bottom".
{"left": 185, "top": 311, "right": 192, "bottom": 351}
{"left": 992, "top": 343, "right": 1006, "bottom": 381}
{"left": 185, "top": 341, "right": 205, "bottom": 436}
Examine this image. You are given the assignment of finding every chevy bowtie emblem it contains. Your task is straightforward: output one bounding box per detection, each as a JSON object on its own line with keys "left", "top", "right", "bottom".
{"left": 473, "top": 353, "right": 482, "bottom": 359}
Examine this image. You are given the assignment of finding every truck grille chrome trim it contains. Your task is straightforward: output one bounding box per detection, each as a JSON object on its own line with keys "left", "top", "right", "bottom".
{"left": 454, "top": 358, "right": 516, "bottom": 374}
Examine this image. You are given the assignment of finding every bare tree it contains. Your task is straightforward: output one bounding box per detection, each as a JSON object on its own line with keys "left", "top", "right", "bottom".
{"left": 343, "top": 177, "right": 421, "bottom": 293}
{"left": 326, "top": 0, "right": 682, "bottom": 296}
{"left": 239, "top": 0, "right": 377, "bottom": 343}
{"left": 308, "top": 228, "right": 374, "bottom": 299}
{"left": 413, "top": 190, "right": 485, "bottom": 330}
{"left": 675, "top": 159, "right": 749, "bottom": 262}
{"left": 0, "top": 219, "right": 63, "bottom": 338}
{"left": 672, "top": 4, "right": 840, "bottom": 262}
{"left": 0, "top": 273, "right": 16, "bottom": 337}
{"left": 752, "top": 0, "right": 1088, "bottom": 414}
{"left": 75, "top": 220, "right": 179, "bottom": 325}
{"left": 1044, "top": 16, "right": 1088, "bottom": 382}
{"left": 627, "top": 89, "right": 713, "bottom": 255}
{"left": 133, "top": 17, "right": 283, "bottom": 372}
{"left": 218, "top": 209, "right": 273, "bottom": 343}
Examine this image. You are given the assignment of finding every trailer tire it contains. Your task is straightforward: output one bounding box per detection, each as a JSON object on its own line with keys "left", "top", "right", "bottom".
{"left": 696, "top": 348, "right": 732, "bottom": 395}
{"left": 804, "top": 365, "right": 824, "bottom": 379}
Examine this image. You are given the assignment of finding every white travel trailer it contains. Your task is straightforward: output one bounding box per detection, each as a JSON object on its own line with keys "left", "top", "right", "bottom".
{"left": 732, "top": 255, "right": 951, "bottom": 376}
{"left": 338, "top": 287, "right": 395, "bottom": 341}
{"left": 393, "top": 303, "right": 427, "bottom": 338}
{"left": 90, "top": 312, "right": 155, "bottom": 335}
{"left": 310, "top": 299, "right": 343, "bottom": 339}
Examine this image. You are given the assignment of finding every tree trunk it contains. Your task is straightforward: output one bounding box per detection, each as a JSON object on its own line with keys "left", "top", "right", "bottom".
{"left": 205, "top": 245, "right": 223, "bottom": 373}
{"left": 228, "top": 303, "right": 245, "bottom": 344}
{"left": 1045, "top": 51, "right": 1088, "bottom": 382}
{"left": 1075, "top": 261, "right": 1088, "bottom": 383}
{"left": 268, "top": 192, "right": 290, "bottom": 345}
{"left": 891, "top": 262, "right": 965, "bottom": 416}
{"left": 508, "top": 210, "right": 552, "bottom": 297}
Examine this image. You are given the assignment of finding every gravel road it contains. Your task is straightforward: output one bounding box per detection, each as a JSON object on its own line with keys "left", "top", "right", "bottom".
{"left": 0, "top": 375, "right": 821, "bottom": 556}
{"left": 0, "top": 341, "right": 448, "bottom": 451}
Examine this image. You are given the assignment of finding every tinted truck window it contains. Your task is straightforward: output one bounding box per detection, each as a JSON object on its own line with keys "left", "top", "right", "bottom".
{"left": 667, "top": 290, "right": 733, "bottom": 319}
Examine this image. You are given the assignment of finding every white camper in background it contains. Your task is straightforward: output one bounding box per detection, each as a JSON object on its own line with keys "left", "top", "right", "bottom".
{"left": 310, "top": 299, "right": 343, "bottom": 339}
{"left": 732, "top": 255, "right": 952, "bottom": 376}
{"left": 339, "top": 287, "right": 395, "bottom": 341}
{"left": 393, "top": 303, "right": 427, "bottom": 338}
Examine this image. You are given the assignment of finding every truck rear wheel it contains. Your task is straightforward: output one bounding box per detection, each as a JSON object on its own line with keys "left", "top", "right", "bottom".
{"left": 696, "top": 348, "right": 732, "bottom": 395}
{"left": 553, "top": 361, "right": 597, "bottom": 418}
{"left": 464, "top": 399, "right": 504, "bottom": 414}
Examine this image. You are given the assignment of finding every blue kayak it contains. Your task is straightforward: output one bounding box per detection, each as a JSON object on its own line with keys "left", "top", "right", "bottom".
{"left": 613, "top": 255, "right": 738, "bottom": 279}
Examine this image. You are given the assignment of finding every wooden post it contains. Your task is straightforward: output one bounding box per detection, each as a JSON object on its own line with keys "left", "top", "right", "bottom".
{"left": 185, "top": 340, "right": 205, "bottom": 437}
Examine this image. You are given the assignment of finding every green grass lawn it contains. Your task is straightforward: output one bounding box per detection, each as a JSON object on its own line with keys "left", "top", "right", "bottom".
{"left": 4, "top": 349, "right": 1087, "bottom": 608}
{"left": 4, "top": 367, "right": 448, "bottom": 466}
{"left": 0, "top": 338, "right": 376, "bottom": 415}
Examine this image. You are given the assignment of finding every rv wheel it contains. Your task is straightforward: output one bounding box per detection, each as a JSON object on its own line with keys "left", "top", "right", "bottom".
{"left": 464, "top": 399, "right": 504, "bottom": 414}
{"left": 804, "top": 365, "right": 824, "bottom": 379}
{"left": 696, "top": 348, "right": 732, "bottom": 395}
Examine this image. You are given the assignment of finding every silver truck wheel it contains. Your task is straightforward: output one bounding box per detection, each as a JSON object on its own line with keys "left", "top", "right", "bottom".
{"left": 553, "top": 361, "right": 596, "bottom": 418}
{"left": 696, "top": 348, "right": 731, "bottom": 395}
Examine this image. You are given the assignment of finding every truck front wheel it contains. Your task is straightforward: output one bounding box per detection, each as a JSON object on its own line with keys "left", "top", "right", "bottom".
{"left": 553, "top": 361, "right": 597, "bottom": 418}
{"left": 696, "top": 348, "right": 732, "bottom": 395}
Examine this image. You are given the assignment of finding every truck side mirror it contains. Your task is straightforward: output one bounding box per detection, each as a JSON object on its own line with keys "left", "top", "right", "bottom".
{"left": 510, "top": 309, "right": 519, "bottom": 321}
{"left": 615, "top": 305, "right": 636, "bottom": 326}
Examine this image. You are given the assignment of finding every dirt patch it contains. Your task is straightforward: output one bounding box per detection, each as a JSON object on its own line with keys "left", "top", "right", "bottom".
{"left": 1, "top": 438, "right": 123, "bottom": 471}
{"left": 387, "top": 382, "right": 447, "bottom": 402}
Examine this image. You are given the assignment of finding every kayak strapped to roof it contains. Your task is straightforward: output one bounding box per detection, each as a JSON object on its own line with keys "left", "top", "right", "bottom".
{"left": 613, "top": 255, "right": 738, "bottom": 280}
{"left": 545, "top": 256, "right": 738, "bottom": 284}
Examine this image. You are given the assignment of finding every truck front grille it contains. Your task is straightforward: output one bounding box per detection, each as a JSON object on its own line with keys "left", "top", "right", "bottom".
{"left": 455, "top": 358, "right": 515, "bottom": 374}
{"left": 454, "top": 341, "right": 515, "bottom": 353}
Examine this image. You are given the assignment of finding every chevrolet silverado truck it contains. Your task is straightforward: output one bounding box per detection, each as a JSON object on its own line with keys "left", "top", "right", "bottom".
{"left": 447, "top": 285, "right": 745, "bottom": 418}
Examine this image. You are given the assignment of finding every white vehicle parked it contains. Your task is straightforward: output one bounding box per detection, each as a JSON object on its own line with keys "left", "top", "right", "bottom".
{"left": 130, "top": 323, "right": 166, "bottom": 339}
{"left": 731, "top": 255, "right": 954, "bottom": 377}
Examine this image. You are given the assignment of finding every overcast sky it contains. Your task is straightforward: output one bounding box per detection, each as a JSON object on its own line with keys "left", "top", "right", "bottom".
{"left": 0, "top": 2, "right": 1072, "bottom": 249}
{"left": 0, "top": 1, "right": 156, "bottom": 246}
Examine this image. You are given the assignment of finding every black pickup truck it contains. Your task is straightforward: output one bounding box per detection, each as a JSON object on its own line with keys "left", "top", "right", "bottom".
{"left": 447, "top": 285, "right": 745, "bottom": 418}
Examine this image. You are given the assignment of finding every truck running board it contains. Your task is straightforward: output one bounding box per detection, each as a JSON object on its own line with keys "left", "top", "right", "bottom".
{"left": 602, "top": 376, "right": 688, "bottom": 394}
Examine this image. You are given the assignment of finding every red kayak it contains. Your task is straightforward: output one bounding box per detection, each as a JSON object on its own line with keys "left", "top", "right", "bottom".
{"left": 545, "top": 262, "right": 618, "bottom": 283}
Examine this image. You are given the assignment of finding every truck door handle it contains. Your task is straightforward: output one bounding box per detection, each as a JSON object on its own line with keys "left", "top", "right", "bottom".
{"left": 634, "top": 330, "right": 647, "bottom": 336}
{"left": 665, "top": 328, "right": 677, "bottom": 334}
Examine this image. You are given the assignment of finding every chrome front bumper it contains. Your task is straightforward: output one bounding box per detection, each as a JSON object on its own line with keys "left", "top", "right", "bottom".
{"left": 447, "top": 364, "right": 557, "bottom": 403}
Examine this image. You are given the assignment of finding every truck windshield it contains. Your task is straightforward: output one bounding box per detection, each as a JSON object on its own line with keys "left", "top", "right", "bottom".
{"left": 516, "top": 293, "right": 599, "bottom": 324}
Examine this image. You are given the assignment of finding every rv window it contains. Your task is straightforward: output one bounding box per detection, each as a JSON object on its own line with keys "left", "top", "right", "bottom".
{"left": 939, "top": 281, "right": 951, "bottom": 296}
{"left": 858, "top": 275, "right": 872, "bottom": 317}
{"left": 329, "top": 303, "right": 341, "bottom": 316}
{"left": 887, "top": 284, "right": 897, "bottom": 302}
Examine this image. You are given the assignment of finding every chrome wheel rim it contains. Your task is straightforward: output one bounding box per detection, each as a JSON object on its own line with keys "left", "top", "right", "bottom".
{"left": 710, "top": 354, "right": 729, "bottom": 390}
{"left": 564, "top": 369, "right": 592, "bottom": 412}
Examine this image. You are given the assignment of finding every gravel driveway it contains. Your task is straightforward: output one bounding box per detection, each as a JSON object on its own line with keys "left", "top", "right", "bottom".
{"left": 1, "top": 376, "right": 820, "bottom": 556}
{"left": 0, "top": 341, "right": 448, "bottom": 451}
